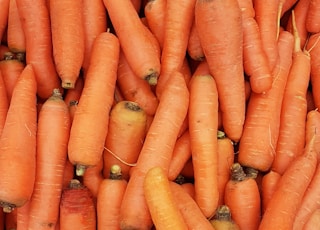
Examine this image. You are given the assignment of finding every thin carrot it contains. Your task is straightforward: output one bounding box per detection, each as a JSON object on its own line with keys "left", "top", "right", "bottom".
{"left": 155, "top": 0, "right": 196, "bottom": 97}
{"left": 59, "top": 179, "right": 96, "bottom": 230}
{"left": 97, "top": 165, "right": 128, "bottom": 230}
{"left": 63, "top": 75, "right": 84, "bottom": 107}
{"left": 82, "top": 0, "right": 107, "bottom": 76}
{"left": 0, "top": 0, "right": 9, "bottom": 44}
{"left": 50, "top": 0, "right": 84, "bottom": 89}
{"left": 189, "top": 73, "right": 219, "bottom": 218}
{"left": 103, "top": 0, "right": 161, "bottom": 85}
{"left": 0, "top": 70, "right": 8, "bottom": 137}
{"left": 209, "top": 205, "right": 241, "bottom": 230}
{"left": 305, "top": 0, "right": 320, "bottom": 33}
{"left": 260, "top": 169, "right": 281, "bottom": 213}
{"left": 0, "top": 64, "right": 37, "bottom": 213}
{"left": 187, "top": 20, "right": 205, "bottom": 61}
{"left": 119, "top": 70, "right": 189, "bottom": 230}
{"left": 143, "top": 166, "right": 188, "bottom": 230}
{"left": 169, "top": 181, "right": 214, "bottom": 230}
{"left": 195, "top": 0, "right": 246, "bottom": 142}
{"left": 15, "top": 0, "right": 61, "bottom": 99}
{"left": 103, "top": 100, "right": 147, "bottom": 181}
{"left": 238, "top": 30, "right": 294, "bottom": 172}
{"left": 68, "top": 31, "right": 120, "bottom": 176}
{"left": 27, "top": 89, "right": 71, "bottom": 230}
{"left": 258, "top": 134, "right": 318, "bottom": 230}
{"left": 16, "top": 201, "right": 31, "bottom": 230}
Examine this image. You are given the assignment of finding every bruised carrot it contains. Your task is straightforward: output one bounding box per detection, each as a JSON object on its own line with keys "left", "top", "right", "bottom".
{"left": 119, "top": 71, "right": 189, "bottom": 230}
{"left": 97, "top": 165, "right": 127, "bottom": 230}
{"left": 0, "top": 64, "right": 37, "bottom": 213}
{"left": 27, "top": 89, "right": 71, "bottom": 230}
{"left": 103, "top": 0, "right": 161, "bottom": 85}
{"left": 144, "top": 166, "right": 188, "bottom": 230}
{"left": 195, "top": 0, "right": 245, "bottom": 142}
{"left": 209, "top": 205, "right": 240, "bottom": 230}
{"left": 15, "top": 0, "right": 61, "bottom": 99}
{"left": 68, "top": 32, "right": 119, "bottom": 176}
{"left": 103, "top": 100, "right": 147, "bottom": 181}
{"left": 50, "top": 0, "right": 84, "bottom": 89}
{"left": 59, "top": 180, "right": 96, "bottom": 230}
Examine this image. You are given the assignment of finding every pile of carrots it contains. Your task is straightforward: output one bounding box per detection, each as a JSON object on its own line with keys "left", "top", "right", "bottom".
{"left": 1, "top": 0, "right": 320, "bottom": 229}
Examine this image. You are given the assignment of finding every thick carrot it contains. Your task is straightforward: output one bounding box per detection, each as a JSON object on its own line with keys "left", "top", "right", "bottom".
{"left": 27, "top": 89, "right": 71, "bottom": 230}
{"left": 195, "top": 0, "right": 245, "bottom": 142}
{"left": 97, "top": 165, "right": 128, "bottom": 230}
{"left": 0, "top": 0, "right": 9, "bottom": 44}
{"left": 305, "top": 0, "right": 320, "bottom": 33}
{"left": 0, "top": 64, "right": 37, "bottom": 213}
{"left": 258, "top": 134, "right": 318, "bottom": 229}
{"left": 155, "top": 0, "right": 196, "bottom": 98}
{"left": 209, "top": 205, "right": 241, "bottom": 230}
{"left": 143, "top": 166, "right": 188, "bottom": 230}
{"left": 260, "top": 169, "right": 281, "bottom": 213}
{"left": 238, "top": 30, "right": 294, "bottom": 172}
{"left": 15, "top": 0, "right": 61, "bottom": 99}
{"left": 68, "top": 31, "right": 119, "bottom": 176}
{"left": 224, "top": 163, "right": 261, "bottom": 230}
{"left": 50, "top": 0, "right": 84, "bottom": 89}
{"left": 119, "top": 70, "right": 189, "bottom": 230}
{"left": 169, "top": 181, "right": 213, "bottom": 230}
{"left": 82, "top": 0, "right": 107, "bottom": 76}
{"left": 189, "top": 73, "right": 219, "bottom": 218}
{"left": 59, "top": 180, "right": 96, "bottom": 230}
{"left": 117, "top": 51, "right": 159, "bottom": 116}
{"left": 0, "top": 70, "right": 8, "bottom": 137}
{"left": 103, "top": 100, "right": 147, "bottom": 181}
{"left": 103, "top": 0, "right": 161, "bottom": 85}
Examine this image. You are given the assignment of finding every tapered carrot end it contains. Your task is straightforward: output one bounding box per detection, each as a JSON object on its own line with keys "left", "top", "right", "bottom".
{"left": 76, "top": 164, "right": 87, "bottom": 177}
{"left": 145, "top": 71, "right": 158, "bottom": 86}
{"left": 61, "top": 81, "right": 75, "bottom": 89}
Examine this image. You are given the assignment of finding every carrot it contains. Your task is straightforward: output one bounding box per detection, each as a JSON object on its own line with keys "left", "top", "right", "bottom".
{"left": 62, "top": 159, "right": 74, "bottom": 189}
{"left": 209, "top": 205, "right": 241, "bottom": 230}
{"left": 7, "top": 0, "right": 25, "bottom": 57}
{"left": 59, "top": 179, "right": 96, "bottom": 230}
{"left": 144, "top": 0, "right": 166, "bottom": 49}
{"left": 131, "top": 0, "right": 142, "bottom": 12}
{"left": 82, "top": 0, "right": 107, "bottom": 76}
{"left": 63, "top": 75, "right": 84, "bottom": 107}
{"left": 15, "top": 0, "right": 61, "bottom": 99}
{"left": 167, "top": 130, "right": 191, "bottom": 181}
{"left": 187, "top": 20, "right": 205, "bottom": 61}
{"left": 97, "top": 164, "right": 128, "bottom": 230}
{"left": 0, "top": 0, "right": 9, "bottom": 44}
{"left": 307, "top": 89, "right": 316, "bottom": 112}
{"left": 119, "top": 70, "right": 189, "bottom": 230}
{"left": 188, "top": 73, "right": 219, "bottom": 218}
{"left": 103, "top": 100, "right": 147, "bottom": 181}
{"left": 5, "top": 208, "right": 17, "bottom": 230}
{"left": 68, "top": 31, "right": 120, "bottom": 176}
{"left": 0, "top": 64, "right": 37, "bottom": 213}
{"left": 0, "top": 45, "right": 9, "bottom": 60}
{"left": 50, "top": 0, "right": 84, "bottom": 89}
{"left": 305, "top": 0, "right": 320, "bottom": 33}
{"left": 155, "top": 0, "right": 196, "bottom": 97}
{"left": 258, "top": 134, "right": 318, "bottom": 230}
{"left": 238, "top": 0, "right": 273, "bottom": 94}
{"left": 169, "top": 181, "right": 213, "bottom": 230}
{"left": 195, "top": 0, "right": 246, "bottom": 142}
{"left": 0, "top": 52, "right": 24, "bottom": 101}
{"left": 305, "top": 109, "right": 320, "bottom": 161}
{"left": 16, "top": 201, "right": 31, "bottom": 230}
{"left": 0, "top": 70, "right": 8, "bottom": 137}
{"left": 103, "top": 0, "right": 161, "bottom": 85}
{"left": 303, "top": 209, "right": 320, "bottom": 230}
{"left": 224, "top": 163, "right": 261, "bottom": 230}
{"left": 117, "top": 50, "right": 159, "bottom": 116}
{"left": 238, "top": 30, "right": 294, "bottom": 172}
{"left": 217, "top": 131, "right": 235, "bottom": 206}
{"left": 26, "top": 89, "right": 71, "bottom": 230}
{"left": 143, "top": 166, "right": 188, "bottom": 230}
{"left": 281, "top": 0, "right": 299, "bottom": 16}
{"left": 260, "top": 169, "right": 281, "bottom": 213}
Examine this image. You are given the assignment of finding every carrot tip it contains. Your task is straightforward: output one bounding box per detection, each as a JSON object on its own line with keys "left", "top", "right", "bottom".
{"left": 61, "top": 81, "right": 75, "bottom": 89}
{"left": 145, "top": 72, "right": 158, "bottom": 85}
{"left": 75, "top": 164, "right": 87, "bottom": 176}
{"left": 0, "top": 202, "right": 15, "bottom": 213}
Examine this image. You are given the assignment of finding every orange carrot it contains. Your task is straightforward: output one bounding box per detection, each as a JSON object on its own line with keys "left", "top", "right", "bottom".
{"left": 59, "top": 180, "right": 96, "bottom": 230}
{"left": 0, "top": 70, "right": 8, "bottom": 137}
{"left": 0, "top": 45, "right": 9, "bottom": 60}
{"left": 305, "top": 109, "right": 320, "bottom": 161}
{"left": 15, "top": 0, "right": 61, "bottom": 99}
{"left": 103, "top": 0, "right": 161, "bottom": 85}
{"left": 187, "top": 20, "right": 205, "bottom": 61}
{"left": 5, "top": 208, "right": 17, "bottom": 230}
{"left": 27, "top": 89, "right": 71, "bottom": 230}
{"left": 117, "top": 50, "right": 159, "bottom": 116}
{"left": 143, "top": 166, "right": 188, "bottom": 230}
{"left": 0, "top": 0, "right": 9, "bottom": 44}
{"left": 189, "top": 73, "right": 219, "bottom": 218}
{"left": 155, "top": 0, "right": 196, "bottom": 97}
{"left": 307, "top": 89, "right": 316, "bottom": 112}
{"left": 16, "top": 201, "right": 31, "bottom": 230}
{"left": 82, "top": 0, "right": 107, "bottom": 76}
{"left": 62, "top": 159, "right": 74, "bottom": 189}
{"left": 260, "top": 169, "right": 281, "bottom": 213}
{"left": 119, "top": 70, "right": 189, "bottom": 230}
{"left": 169, "top": 181, "right": 213, "bottom": 230}
{"left": 209, "top": 205, "right": 241, "bottom": 230}
{"left": 238, "top": 30, "right": 294, "bottom": 172}
{"left": 303, "top": 209, "right": 320, "bottom": 230}
{"left": 224, "top": 163, "right": 261, "bottom": 230}
{"left": 50, "top": 0, "right": 84, "bottom": 89}
{"left": 63, "top": 75, "right": 84, "bottom": 107}
{"left": 68, "top": 31, "right": 119, "bottom": 176}
{"left": 0, "top": 64, "right": 37, "bottom": 213}
{"left": 305, "top": 0, "right": 320, "bottom": 33}
{"left": 103, "top": 100, "right": 147, "bottom": 181}
{"left": 259, "top": 134, "right": 318, "bottom": 230}
{"left": 195, "top": 0, "right": 245, "bottom": 142}
{"left": 97, "top": 164, "right": 128, "bottom": 230}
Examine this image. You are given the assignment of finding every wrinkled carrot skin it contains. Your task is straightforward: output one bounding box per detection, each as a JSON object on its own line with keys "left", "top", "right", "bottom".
{"left": 0, "top": 64, "right": 37, "bottom": 212}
